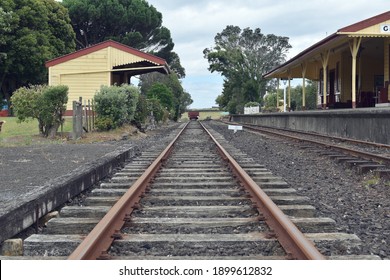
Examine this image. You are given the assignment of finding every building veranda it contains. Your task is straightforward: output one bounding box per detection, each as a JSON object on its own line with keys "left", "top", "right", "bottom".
{"left": 264, "top": 11, "right": 390, "bottom": 110}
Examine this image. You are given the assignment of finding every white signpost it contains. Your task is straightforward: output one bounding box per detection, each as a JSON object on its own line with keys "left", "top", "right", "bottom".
{"left": 228, "top": 125, "right": 243, "bottom": 133}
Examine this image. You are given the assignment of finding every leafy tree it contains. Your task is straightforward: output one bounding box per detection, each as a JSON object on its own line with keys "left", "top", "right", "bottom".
{"left": 263, "top": 93, "right": 278, "bottom": 111}
{"left": 0, "top": 0, "right": 76, "bottom": 108}
{"left": 204, "top": 26, "right": 291, "bottom": 113}
{"left": 62, "top": 0, "right": 185, "bottom": 78}
{"left": 11, "top": 84, "right": 69, "bottom": 138}
{"left": 140, "top": 72, "right": 193, "bottom": 121}
{"left": 290, "top": 80, "right": 318, "bottom": 110}
{"left": 147, "top": 83, "right": 174, "bottom": 113}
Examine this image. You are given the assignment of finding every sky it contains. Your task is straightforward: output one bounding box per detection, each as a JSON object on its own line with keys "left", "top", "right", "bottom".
{"left": 146, "top": 0, "right": 389, "bottom": 109}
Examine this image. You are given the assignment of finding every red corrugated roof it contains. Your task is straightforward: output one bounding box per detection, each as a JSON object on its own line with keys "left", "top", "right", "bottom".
{"left": 45, "top": 40, "right": 168, "bottom": 68}
{"left": 338, "top": 10, "right": 390, "bottom": 33}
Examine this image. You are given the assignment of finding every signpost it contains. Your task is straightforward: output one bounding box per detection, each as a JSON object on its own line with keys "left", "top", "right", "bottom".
{"left": 228, "top": 125, "right": 243, "bottom": 133}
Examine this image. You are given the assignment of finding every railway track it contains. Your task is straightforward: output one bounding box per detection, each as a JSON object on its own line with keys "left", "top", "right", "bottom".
{"left": 21, "top": 121, "right": 372, "bottom": 259}
{"left": 224, "top": 121, "right": 390, "bottom": 176}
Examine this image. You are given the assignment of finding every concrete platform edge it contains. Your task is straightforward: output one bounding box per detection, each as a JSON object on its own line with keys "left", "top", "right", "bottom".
{"left": 0, "top": 144, "right": 137, "bottom": 244}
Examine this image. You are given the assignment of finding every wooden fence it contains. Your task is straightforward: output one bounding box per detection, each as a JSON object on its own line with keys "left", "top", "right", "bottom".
{"left": 72, "top": 97, "right": 95, "bottom": 140}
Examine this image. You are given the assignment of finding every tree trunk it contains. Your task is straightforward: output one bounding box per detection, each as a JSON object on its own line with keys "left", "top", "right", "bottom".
{"left": 48, "top": 123, "right": 60, "bottom": 138}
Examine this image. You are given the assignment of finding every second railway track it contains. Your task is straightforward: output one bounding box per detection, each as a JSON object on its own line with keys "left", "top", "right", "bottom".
{"left": 21, "top": 121, "right": 374, "bottom": 260}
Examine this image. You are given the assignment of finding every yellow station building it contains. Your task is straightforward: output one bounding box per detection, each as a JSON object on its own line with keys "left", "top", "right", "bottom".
{"left": 45, "top": 40, "right": 170, "bottom": 114}
{"left": 264, "top": 11, "right": 390, "bottom": 109}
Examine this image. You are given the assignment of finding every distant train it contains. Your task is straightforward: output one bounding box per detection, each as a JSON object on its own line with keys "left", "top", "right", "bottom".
{"left": 188, "top": 111, "right": 199, "bottom": 120}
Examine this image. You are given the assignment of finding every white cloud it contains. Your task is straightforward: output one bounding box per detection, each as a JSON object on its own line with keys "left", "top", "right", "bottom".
{"left": 147, "top": 0, "right": 390, "bottom": 108}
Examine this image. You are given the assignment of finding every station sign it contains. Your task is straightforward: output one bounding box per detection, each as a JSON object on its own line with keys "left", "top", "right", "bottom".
{"left": 380, "top": 24, "right": 390, "bottom": 33}
{"left": 228, "top": 125, "right": 243, "bottom": 133}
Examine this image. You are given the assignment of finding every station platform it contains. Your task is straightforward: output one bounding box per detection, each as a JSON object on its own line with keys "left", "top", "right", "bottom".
{"left": 231, "top": 107, "right": 390, "bottom": 145}
{"left": 0, "top": 142, "right": 136, "bottom": 244}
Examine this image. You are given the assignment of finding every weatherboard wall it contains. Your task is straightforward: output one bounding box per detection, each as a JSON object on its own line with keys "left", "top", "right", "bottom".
{"left": 47, "top": 44, "right": 156, "bottom": 111}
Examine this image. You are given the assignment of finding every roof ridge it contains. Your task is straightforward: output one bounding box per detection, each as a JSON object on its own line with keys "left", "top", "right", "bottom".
{"left": 46, "top": 40, "right": 167, "bottom": 68}
{"left": 338, "top": 10, "right": 390, "bottom": 33}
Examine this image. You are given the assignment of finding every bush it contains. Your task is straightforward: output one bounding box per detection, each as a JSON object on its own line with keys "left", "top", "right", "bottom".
{"left": 95, "top": 116, "right": 114, "bottom": 131}
{"left": 94, "top": 84, "right": 139, "bottom": 130}
{"left": 133, "top": 95, "right": 149, "bottom": 129}
{"left": 147, "top": 98, "right": 165, "bottom": 123}
{"left": 11, "top": 84, "right": 68, "bottom": 138}
{"left": 245, "top": 101, "right": 260, "bottom": 107}
{"left": 118, "top": 84, "right": 139, "bottom": 122}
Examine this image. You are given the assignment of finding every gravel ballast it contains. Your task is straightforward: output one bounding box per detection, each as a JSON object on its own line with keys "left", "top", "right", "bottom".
{"left": 207, "top": 121, "right": 390, "bottom": 259}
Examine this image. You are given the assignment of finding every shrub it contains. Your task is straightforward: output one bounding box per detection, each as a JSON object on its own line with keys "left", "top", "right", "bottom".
{"left": 133, "top": 95, "right": 149, "bottom": 128}
{"left": 94, "top": 116, "right": 114, "bottom": 131}
{"left": 11, "top": 85, "right": 68, "bottom": 138}
{"left": 94, "top": 84, "right": 140, "bottom": 130}
{"left": 245, "top": 101, "right": 260, "bottom": 107}
{"left": 147, "top": 98, "right": 165, "bottom": 123}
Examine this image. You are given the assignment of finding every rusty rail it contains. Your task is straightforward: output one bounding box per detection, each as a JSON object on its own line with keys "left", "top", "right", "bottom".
{"left": 68, "top": 122, "right": 189, "bottom": 260}
{"left": 200, "top": 122, "right": 326, "bottom": 260}
{"left": 232, "top": 122, "right": 390, "bottom": 166}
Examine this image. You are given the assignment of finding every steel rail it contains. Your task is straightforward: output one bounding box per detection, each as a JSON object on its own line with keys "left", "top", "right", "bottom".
{"left": 241, "top": 123, "right": 390, "bottom": 149}
{"left": 235, "top": 122, "right": 390, "bottom": 166}
{"left": 200, "top": 122, "right": 326, "bottom": 260}
{"left": 68, "top": 122, "right": 189, "bottom": 260}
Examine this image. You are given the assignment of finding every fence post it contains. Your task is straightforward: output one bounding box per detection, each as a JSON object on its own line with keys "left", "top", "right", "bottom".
{"left": 83, "top": 99, "right": 88, "bottom": 132}
{"left": 88, "top": 99, "right": 92, "bottom": 132}
{"left": 72, "top": 99, "right": 83, "bottom": 140}
{"left": 91, "top": 99, "right": 95, "bottom": 130}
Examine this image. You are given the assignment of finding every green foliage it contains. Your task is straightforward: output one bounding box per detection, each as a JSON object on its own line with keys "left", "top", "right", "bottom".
{"left": 140, "top": 72, "right": 193, "bottom": 121}
{"left": 204, "top": 25, "right": 291, "bottom": 113}
{"left": 262, "top": 81, "right": 318, "bottom": 112}
{"left": 94, "top": 116, "right": 114, "bottom": 132}
{"left": 62, "top": 0, "right": 185, "bottom": 77}
{"left": 133, "top": 94, "right": 149, "bottom": 127}
{"left": 245, "top": 101, "right": 260, "bottom": 107}
{"left": 94, "top": 86, "right": 128, "bottom": 129}
{"left": 94, "top": 84, "right": 140, "bottom": 130}
{"left": 119, "top": 84, "right": 140, "bottom": 122}
{"left": 11, "top": 84, "right": 69, "bottom": 137}
{"left": 0, "top": 0, "right": 75, "bottom": 104}
{"left": 147, "top": 83, "right": 174, "bottom": 113}
{"left": 290, "top": 81, "right": 318, "bottom": 110}
{"left": 11, "top": 85, "right": 46, "bottom": 122}
{"left": 147, "top": 98, "right": 165, "bottom": 123}
{"left": 133, "top": 95, "right": 168, "bottom": 129}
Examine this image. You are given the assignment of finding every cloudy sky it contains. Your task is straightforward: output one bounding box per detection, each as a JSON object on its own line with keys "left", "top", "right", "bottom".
{"left": 146, "top": 0, "right": 389, "bottom": 109}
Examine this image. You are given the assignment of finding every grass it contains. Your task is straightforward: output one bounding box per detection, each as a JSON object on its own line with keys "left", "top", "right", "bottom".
{"left": 363, "top": 177, "right": 380, "bottom": 188}
{"left": 0, "top": 117, "right": 73, "bottom": 146}
{"left": 0, "top": 117, "right": 147, "bottom": 146}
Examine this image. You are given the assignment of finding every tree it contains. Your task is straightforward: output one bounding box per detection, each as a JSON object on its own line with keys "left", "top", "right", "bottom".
{"left": 147, "top": 83, "right": 174, "bottom": 113}
{"left": 290, "top": 80, "right": 318, "bottom": 110}
{"left": 62, "top": 0, "right": 185, "bottom": 78}
{"left": 11, "top": 85, "right": 69, "bottom": 138}
{"left": 204, "top": 26, "right": 291, "bottom": 113}
{"left": 0, "top": 0, "right": 76, "bottom": 108}
{"left": 140, "top": 72, "right": 193, "bottom": 121}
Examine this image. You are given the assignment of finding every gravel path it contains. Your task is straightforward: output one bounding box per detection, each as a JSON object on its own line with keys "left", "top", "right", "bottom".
{"left": 207, "top": 120, "right": 390, "bottom": 259}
